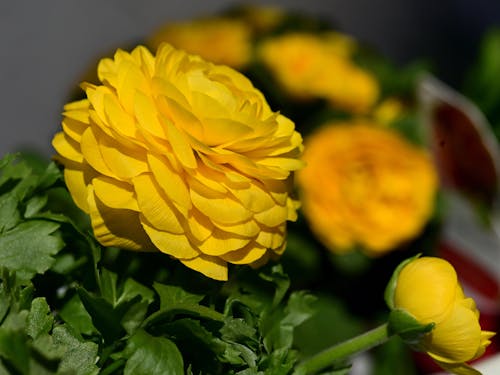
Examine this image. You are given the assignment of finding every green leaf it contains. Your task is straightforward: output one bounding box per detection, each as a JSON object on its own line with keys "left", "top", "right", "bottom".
{"left": 27, "top": 297, "right": 53, "bottom": 340}
{"left": 0, "top": 194, "right": 20, "bottom": 233}
{"left": 36, "top": 162, "right": 62, "bottom": 191}
{"left": 163, "top": 318, "right": 236, "bottom": 369}
{"left": 124, "top": 329, "right": 184, "bottom": 375}
{"left": 220, "top": 317, "right": 257, "bottom": 347}
{"left": 145, "top": 283, "right": 223, "bottom": 326}
{"left": 153, "top": 282, "right": 204, "bottom": 309}
{"left": 0, "top": 154, "right": 16, "bottom": 172}
{"left": 77, "top": 287, "right": 126, "bottom": 343}
{"left": 0, "top": 221, "right": 64, "bottom": 282}
{"left": 50, "top": 253, "right": 87, "bottom": 275}
{"left": 100, "top": 268, "right": 118, "bottom": 306}
{"left": 259, "top": 264, "right": 290, "bottom": 308}
{"left": 1, "top": 309, "right": 28, "bottom": 331}
{"left": 0, "top": 286, "right": 9, "bottom": 324}
{"left": 59, "top": 295, "right": 97, "bottom": 336}
{"left": 24, "top": 195, "right": 48, "bottom": 218}
{"left": 0, "top": 327, "right": 30, "bottom": 375}
{"left": 118, "top": 278, "right": 155, "bottom": 306}
{"left": 262, "top": 291, "right": 315, "bottom": 354}
{"left": 52, "top": 325, "right": 99, "bottom": 375}
{"left": 118, "top": 278, "right": 155, "bottom": 334}
{"left": 281, "top": 292, "right": 316, "bottom": 328}
{"left": 0, "top": 156, "right": 31, "bottom": 189}
{"left": 122, "top": 300, "right": 151, "bottom": 335}
{"left": 31, "top": 333, "right": 66, "bottom": 361}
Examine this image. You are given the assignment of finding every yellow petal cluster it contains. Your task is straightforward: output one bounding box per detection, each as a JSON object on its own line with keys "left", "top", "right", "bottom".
{"left": 394, "top": 257, "right": 495, "bottom": 375}
{"left": 148, "top": 18, "right": 252, "bottom": 69}
{"left": 296, "top": 122, "right": 437, "bottom": 255}
{"left": 257, "top": 32, "right": 379, "bottom": 113}
{"left": 52, "top": 44, "right": 303, "bottom": 280}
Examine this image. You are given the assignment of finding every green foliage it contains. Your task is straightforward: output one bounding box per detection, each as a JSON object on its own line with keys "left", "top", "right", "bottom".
{"left": 0, "top": 154, "right": 316, "bottom": 374}
{"left": 463, "top": 28, "right": 500, "bottom": 140}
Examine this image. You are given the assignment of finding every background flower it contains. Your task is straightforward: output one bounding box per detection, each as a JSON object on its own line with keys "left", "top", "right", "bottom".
{"left": 52, "top": 43, "right": 303, "bottom": 281}
{"left": 392, "top": 256, "right": 495, "bottom": 374}
{"left": 296, "top": 122, "right": 437, "bottom": 255}
{"left": 257, "top": 32, "right": 379, "bottom": 113}
{"left": 147, "top": 17, "right": 252, "bottom": 69}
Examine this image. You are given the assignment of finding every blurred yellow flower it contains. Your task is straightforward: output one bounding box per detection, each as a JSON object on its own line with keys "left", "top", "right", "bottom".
{"left": 148, "top": 18, "right": 252, "bottom": 69}
{"left": 296, "top": 122, "right": 437, "bottom": 255}
{"left": 393, "top": 257, "right": 495, "bottom": 375}
{"left": 232, "top": 4, "right": 285, "bottom": 34}
{"left": 257, "top": 32, "right": 379, "bottom": 113}
{"left": 52, "top": 44, "right": 303, "bottom": 280}
{"left": 373, "top": 97, "right": 405, "bottom": 126}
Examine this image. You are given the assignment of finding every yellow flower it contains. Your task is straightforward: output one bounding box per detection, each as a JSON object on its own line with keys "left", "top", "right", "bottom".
{"left": 393, "top": 257, "right": 495, "bottom": 375}
{"left": 296, "top": 122, "right": 437, "bottom": 255}
{"left": 148, "top": 17, "right": 252, "bottom": 69}
{"left": 231, "top": 5, "right": 285, "bottom": 34}
{"left": 373, "top": 97, "right": 405, "bottom": 126}
{"left": 52, "top": 44, "right": 303, "bottom": 281}
{"left": 257, "top": 32, "right": 379, "bottom": 113}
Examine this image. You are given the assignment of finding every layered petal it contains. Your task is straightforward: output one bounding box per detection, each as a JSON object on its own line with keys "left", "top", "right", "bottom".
{"left": 52, "top": 43, "right": 302, "bottom": 280}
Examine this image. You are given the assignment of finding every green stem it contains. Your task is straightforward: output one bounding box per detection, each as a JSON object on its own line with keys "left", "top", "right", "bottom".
{"left": 294, "top": 323, "right": 392, "bottom": 374}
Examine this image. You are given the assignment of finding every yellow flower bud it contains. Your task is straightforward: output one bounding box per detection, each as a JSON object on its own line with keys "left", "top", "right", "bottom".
{"left": 393, "top": 257, "right": 495, "bottom": 375}
{"left": 52, "top": 44, "right": 303, "bottom": 281}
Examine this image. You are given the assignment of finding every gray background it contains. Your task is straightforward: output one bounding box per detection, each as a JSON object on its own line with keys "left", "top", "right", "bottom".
{"left": 1, "top": 0, "right": 499, "bottom": 156}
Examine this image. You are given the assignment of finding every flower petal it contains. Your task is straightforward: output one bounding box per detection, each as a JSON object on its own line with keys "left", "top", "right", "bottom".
{"left": 180, "top": 254, "right": 228, "bottom": 281}
{"left": 432, "top": 360, "right": 481, "bottom": 375}
{"left": 52, "top": 132, "right": 83, "bottom": 163}
{"left": 221, "top": 243, "right": 267, "bottom": 264}
{"left": 134, "top": 90, "right": 166, "bottom": 139}
{"left": 394, "top": 257, "right": 458, "bottom": 323}
{"left": 140, "top": 215, "right": 199, "bottom": 259}
{"left": 92, "top": 176, "right": 138, "bottom": 211}
{"left": 61, "top": 115, "right": 88, "bottom": 143}
{"left": 197, "top": 228, "right": 251, "bottom": 256}
{"left": 147, "top": 153, "right": 191, "bottom": 210}
{"left": 253, "top": 203, "right": 289, "bottom": 227}
{"left": 133, "top": 173, "right": 184, "bottom": 234}
{"left": 425, "top": 303, "right": 482, "bottom": 363}
{"left": 63, "top": 164, "right": 96, "bottom": 212}
{"left": 189, "top": 178, "right": 253, "bottom": 225}
{"left": 163, "top": 114, "right": 198, "bottom": 169}
{"left": 87, "top": 186, "right": 153, "bottom": 250}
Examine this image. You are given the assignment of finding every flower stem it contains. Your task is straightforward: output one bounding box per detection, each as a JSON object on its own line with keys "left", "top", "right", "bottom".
{"left": 294, "top": 323, "right": 391, "bottom": 374}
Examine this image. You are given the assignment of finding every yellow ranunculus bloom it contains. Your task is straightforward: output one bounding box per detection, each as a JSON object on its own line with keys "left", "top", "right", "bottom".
{"left": 393, "top": 257, "right": 495, "bottom": 375}
{"left": 257, "top": 32, "right": 379, "bottom": 113}
{"left": 296, "top": 122, "right": 437, "bottom": 255}
{"left": 52, "top": 44, "right": 303, "bottom": 281}
{"left": 147, "top": 17, "right": 252, "bottom": 69}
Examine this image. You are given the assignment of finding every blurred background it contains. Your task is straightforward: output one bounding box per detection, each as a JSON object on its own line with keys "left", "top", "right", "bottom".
{"left": 1, "top": 0, "right": 500, "bottom": 156}
{"left": 1, "top": 1, "right": 500, "bottom": 374}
